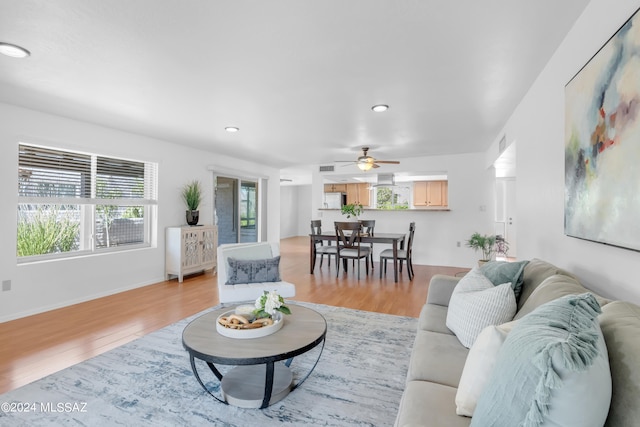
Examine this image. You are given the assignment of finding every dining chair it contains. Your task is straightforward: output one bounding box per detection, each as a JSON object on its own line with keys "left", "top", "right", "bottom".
{"left": 359, "top": 219, "right": 376, "bottom": 269}
{"left": 380, "top": 222, "right": 416, "bottom": 280}
{"left": 334, "top": 221, "right": 370, "bottom": 279}
{"left": 310, "top": 220, "right": 337, "bottom": 270}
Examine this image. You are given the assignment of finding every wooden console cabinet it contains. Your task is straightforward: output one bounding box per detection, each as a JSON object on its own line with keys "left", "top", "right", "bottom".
{"left": 165, "top": 225, "right": 217, "bottom": 282}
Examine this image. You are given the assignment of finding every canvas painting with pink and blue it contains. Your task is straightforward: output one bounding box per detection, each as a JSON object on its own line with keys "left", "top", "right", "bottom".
{"left": 565, "top": 8, "right": 640, "bottom": 251}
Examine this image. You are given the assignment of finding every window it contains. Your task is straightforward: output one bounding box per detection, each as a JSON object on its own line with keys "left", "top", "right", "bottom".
{"left": 375, "top": 185, "right": 410, "bottom": 210}
{"left": 17, "top": 143, "right": 158, "bottom": 261}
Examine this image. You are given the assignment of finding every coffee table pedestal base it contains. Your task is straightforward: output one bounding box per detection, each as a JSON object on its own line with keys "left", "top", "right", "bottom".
{"left": 221, "top": 364, "right": 293, "bottom": 408}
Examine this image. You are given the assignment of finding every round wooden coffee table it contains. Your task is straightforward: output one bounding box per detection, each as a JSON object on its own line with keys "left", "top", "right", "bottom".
{"left": 182, "top": 304, "right": 326, "bottom": 409}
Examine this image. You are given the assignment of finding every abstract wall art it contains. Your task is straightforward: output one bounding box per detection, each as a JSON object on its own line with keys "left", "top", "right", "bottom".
{"left": 565, "top": 7, "right": 640, "bottom": 251}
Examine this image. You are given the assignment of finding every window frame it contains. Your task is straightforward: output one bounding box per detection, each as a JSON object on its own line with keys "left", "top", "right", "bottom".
{"left": 373, "top": 185, "right": 410, "bottom": 210}
{"left": 17, "top": 143, "right": 158, "bottom": 263}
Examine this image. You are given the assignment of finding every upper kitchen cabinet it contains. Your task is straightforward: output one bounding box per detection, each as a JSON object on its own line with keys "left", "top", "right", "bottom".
{"left": 324, "top": 183, "right": 347, "bottom": 193}
{"left": 413, "top": 180, "right": 448, "bottom": 207}
{"left": 346, "top": 183, "right": 370, "bottom": 206}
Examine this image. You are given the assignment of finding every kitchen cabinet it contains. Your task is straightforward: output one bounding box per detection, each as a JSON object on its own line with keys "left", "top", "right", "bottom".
{"left": 346, "top": 183, "right": 370, "bottom": 206}
{"left": 413, "top": 181, "right": 448, "bottom": 207}
{"left": 165, "top": 225, "right": 217, "bottom": 282}
{"left": 324, "top": 183, "right": 347, "bottom": 193}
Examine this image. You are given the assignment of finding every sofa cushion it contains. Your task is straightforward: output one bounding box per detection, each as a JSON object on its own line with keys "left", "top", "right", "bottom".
{"left": 455, "top": 321, "right": 516, "bottom": 417}
{"left": 518, "top": 258, "right": 577, "bottom": 310}
{"left": 599, "top": 301, "right": 640, "bottom": 427}
{"left": 480, "top": 260, "right": 529, "bottom": 301}
{"left": 406, "top": 330, "right": 468, "bottom": 387}
{"left": 418, "top": 303, "right": 454, "bottom": 335}
{"left": 472, "top": 293, "right": 611, "bottom": 427}
{"left": 515, "top": 274, "right": 611, "bottom": 320}
{"left": 225, "top": 256, "right": 281, "bottom": 285}
{"left": 514, "top": 274, "right": 587, "bottom": 320}
{"left": 446, "top": 268, "right": 516, "bottom": 348}
{"left": 395, "top": 381, "right": 471, "bottom": 427}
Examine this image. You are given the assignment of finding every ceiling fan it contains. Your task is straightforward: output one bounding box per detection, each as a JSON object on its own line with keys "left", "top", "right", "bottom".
{"left": 335, "top": 147, "right": 400, "bottom": 171}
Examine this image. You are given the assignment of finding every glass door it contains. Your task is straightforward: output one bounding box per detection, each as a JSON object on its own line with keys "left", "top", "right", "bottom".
{"left": 214, "top": 176, "right": 258, "bottom": 245}
{"left": 240, "top": 181, "right": 257, "bottom": 243}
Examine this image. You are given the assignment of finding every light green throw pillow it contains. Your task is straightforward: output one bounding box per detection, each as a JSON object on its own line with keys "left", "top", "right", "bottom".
{"left": 471, "top": 293, "right": 611, "bottom": 427}
{"left": 480, "top": 260, "right": 529, "bottom": 301}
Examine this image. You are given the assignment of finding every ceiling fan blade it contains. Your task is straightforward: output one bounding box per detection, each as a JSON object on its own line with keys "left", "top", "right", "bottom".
{"left": 372, "top": 163, "right": 381, "bottom": 168}
{"left": 374, "top": 160, "right": 400, "bottom": 164}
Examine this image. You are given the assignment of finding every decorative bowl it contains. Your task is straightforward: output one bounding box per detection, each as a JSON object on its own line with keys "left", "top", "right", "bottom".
{"left": 216, "top": 310, "right": 284, "bottom": 339}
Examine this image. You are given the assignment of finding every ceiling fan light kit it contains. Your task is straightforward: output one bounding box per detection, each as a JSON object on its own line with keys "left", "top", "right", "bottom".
{"left": 336, "top": 147, "right": 400, "bottom": 171}
{"left": 357, "top": 161, "right": 374, "bottom": 171}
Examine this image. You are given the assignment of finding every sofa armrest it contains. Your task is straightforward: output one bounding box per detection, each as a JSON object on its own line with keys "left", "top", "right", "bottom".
{"left": 426, "top": 275, "right": 461, "bottom": 307}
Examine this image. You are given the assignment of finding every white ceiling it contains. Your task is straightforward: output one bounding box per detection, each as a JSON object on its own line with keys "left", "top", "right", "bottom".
{"left": 0, "top": 1, "right": 589, "bottom": 175}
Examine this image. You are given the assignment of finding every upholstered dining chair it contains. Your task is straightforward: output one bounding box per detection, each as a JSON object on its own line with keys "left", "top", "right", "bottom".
{"left": 380, "top": 222, "right": 416, "bottom": 280}
{"left": 359, "top": 219, "right": 376, "bottom": 269}
{"left": 334, "top": 221, "right": 370, "bottom": 279}
{"left": 310, "top": 219, "right": 337, "bottom": 270}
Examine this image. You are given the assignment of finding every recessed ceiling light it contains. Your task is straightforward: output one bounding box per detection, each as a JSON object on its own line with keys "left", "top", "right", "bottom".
{"left": 371, "top": 104, "right": 389, "bottom": 112}
{"left": 0, "top": 42, "right": 30, "bottom": 58}
{"left": 225, "top": 127, "right": 239, "bottom": 133}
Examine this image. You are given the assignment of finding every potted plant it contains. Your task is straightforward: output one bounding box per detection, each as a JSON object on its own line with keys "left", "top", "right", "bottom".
{"left": 466, "top": 232, "right": 496, "bottom": 266}
{"left": 341, "top": 203, "right": 363, "bottom": 220}
{"left": 494, "top": 235, "right": 510, "bottom": 258}
{"left": 182, "top": 180, "right": 202, "bottom": 225}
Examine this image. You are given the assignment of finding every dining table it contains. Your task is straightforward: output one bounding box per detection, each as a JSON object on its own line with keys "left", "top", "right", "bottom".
{"left": 309, "top": 231, "right": 407, "bottom": 282}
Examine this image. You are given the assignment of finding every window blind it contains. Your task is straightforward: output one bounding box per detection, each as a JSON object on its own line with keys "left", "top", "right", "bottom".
{"left": 96, "top": 156, "right": 145, "bottom": 199}
{"left": 18, "top": 144, "right": 157, "bottom": 204}
{"left": 18, "top": 144, "right": 92, "bottom": 198}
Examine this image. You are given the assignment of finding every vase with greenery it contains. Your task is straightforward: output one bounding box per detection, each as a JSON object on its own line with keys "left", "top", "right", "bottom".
{"left": 253, "top": 290, "right": 291, "bottom": 319}
{"left": 182, "top": 180, "right": 202, "bottom": 225}
{"left": 341, "top": 203, "right": 363, "bottom": 219}
{"left": 466, "top": 232, "right": 496, "bottom": 265}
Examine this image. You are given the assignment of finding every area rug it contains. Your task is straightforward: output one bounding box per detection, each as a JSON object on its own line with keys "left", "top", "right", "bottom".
{"left": 0, "top": 302, "right": 417, "bottom": 426}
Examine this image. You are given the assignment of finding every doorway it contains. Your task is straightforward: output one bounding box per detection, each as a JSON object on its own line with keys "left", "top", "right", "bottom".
{"left": 494, "top": 142, "right": 517, "bottom": 258}
{"left": 214, "top": 176, "right": 259, "bottom": 245}
{"left": 495, "top": 178, "right": 517, "bottom": 258}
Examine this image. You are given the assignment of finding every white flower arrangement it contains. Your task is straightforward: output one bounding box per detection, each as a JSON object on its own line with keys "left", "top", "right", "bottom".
{"left": 254, "top": 290, "right": 291, "bottom": 318}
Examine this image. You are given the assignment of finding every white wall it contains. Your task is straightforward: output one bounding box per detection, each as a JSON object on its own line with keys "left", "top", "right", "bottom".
{"left": 280, "top": 186, "right": 298, "bottom": 238}
{"left": 280, "top": 185, "right": 313, "bottom": 239}
{"left": 297, "top": 185, "right": 313, "bottom": 237}
{"left": 0, "top": 102, "right": 280, "bottom": 321}
{"left": 491, "top": 0, "right": 640, "bottom": 303}
{"left": 299, "top": 152, "right": 495, "bottom": 268}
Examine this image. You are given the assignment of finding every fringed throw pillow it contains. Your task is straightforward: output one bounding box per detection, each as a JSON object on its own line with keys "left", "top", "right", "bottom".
{"left": 471, "top": 293, "right": 611, "bottom": 427}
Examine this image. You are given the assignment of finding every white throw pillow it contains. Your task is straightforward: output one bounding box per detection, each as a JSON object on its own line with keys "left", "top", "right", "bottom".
{"left": 455, "top": 321, "right": 516, "bottom": 416}
{"left": 446, "top": 267, "right": 516, "bottom": 348}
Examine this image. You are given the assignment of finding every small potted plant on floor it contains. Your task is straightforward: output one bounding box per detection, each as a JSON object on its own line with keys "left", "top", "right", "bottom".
{"left": 466, "top": 232, "right": 496, "bottom": 266}
{"left": 182, "top": 180, "right": 202, "bottom": 225}
{"left": 494, "top": 235, "right": 510, "bottom": 258}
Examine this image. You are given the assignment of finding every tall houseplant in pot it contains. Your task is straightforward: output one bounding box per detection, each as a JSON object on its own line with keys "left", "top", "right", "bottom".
{"left": 182, "top": 180, "right": 202, "bottom": 226}
{"left": 466, "top": 232, "right": 496, "bottom": 266}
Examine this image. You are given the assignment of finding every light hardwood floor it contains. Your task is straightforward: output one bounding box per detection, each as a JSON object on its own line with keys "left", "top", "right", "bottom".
{"left": 0, "top": 236, "right": 469, "bottom": 394}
